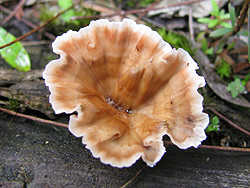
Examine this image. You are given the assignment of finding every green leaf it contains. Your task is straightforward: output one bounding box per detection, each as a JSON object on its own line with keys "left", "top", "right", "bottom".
{"left": 243, "top": 74, "right": 250, "bottom": 85}
{"left": 61, "top": 9, "right": 75, "bottom": 22}
{"left": 205, "top": 116, "right": 220, "bottom": 133}
{"left": 205, "top": 48, "right": 214, "bottom": 55}
{"left": 227, "top": 78, "right": 245, "bottom": 98}
{"left": 213, "top": 36, "right": 228, "bottom": 53}
{"left": 229, "top": 3, "right": 236, "bottom": 27}
{"left": 208, "top": 19, "right": 220, "bottom": 28}
{"left": 210, "top": 0, "right": 219, "bottom": 17}
{"left": 201, "top": 38, "right": 208, "bottom": 52}
{"left": 211, "top": 116, "right": 219, "bottom": 125}
{"left": 58, "top": 0, "right": 72, "bottom": 9}
{"left": 126, "top": 0, "right": 136, "bottom": 7}
{"left": 219, "top": 21, "right": 233, "bottom": 28}
{"left": 58, "top": 0, "right": 74, "bottom": 23}
{"left": 219, "top": 12, "right": 230, "bottom": 19}
{"left": 227, "top": 39, "right": 236, "bottom": 51}
{"left": 231, "top": 90, "right": 238, "bottom": 98}
{"left": 242, "top": 74, "right": 250, "bottom": 86}
{"left": 197, "top": 17, "right": 213, "bottom": 24}
{"left": 140, "top": 0, "right": 157, "bottom": 6}
{"left": 216, "top": 60, "right": 231, "bottom": 78}
{"left": 0, "top": 27, "right": 31, "bottom": 71}
{"left": 237, "top": 30, "right": 248, "bottom": 36}
{"left": 210, "top": 28, "right": 232, "bottom": 37}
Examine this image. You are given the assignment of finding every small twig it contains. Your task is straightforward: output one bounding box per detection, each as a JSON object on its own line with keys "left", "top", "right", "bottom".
{"left": 0, "top": 107, "right": 69, "bottom": 128}
{"left": 108, "top": 0, "right": 124, "bottom": 19}
{"left": 73, "top": 0, "right": 208, "bottom": 20}
{"left": 136, "top": 0, "right": 161, "bottom": 22}
{"left": 188, "top": 6, "right": 194, "bottom": 42}
{"left": 0, "top": 5, "right": 56, "bottom": 40}
{"left": 21, "top": 40, "right": 53, "bottom": 46}
{"left": 209, "top": 108, "right": 250, "bottom": 137}
{"left": 71, "top": 14, "right": 104, "bottom": 20}
{"left": 0, "top": 2, "right": 77, "bottom": 49}
{"left": 0, "top": 4, "right": 12, "bottom": 14}
{"left": 124, "top": 0, "right": 208, "bottom": 15}
{"left": 198, "top": 144, "right": 250, "bottom": 152}
{"left": 248, "top": 2, "right": 250, "bottom": 62}
{"left": 20, "top": 18, "right": 56, "bottom": 40}
{"left": 208, "top": 108, "right": 250, "bottom": 136}
{"left": 109, "top": 0, "right": 118, "bottom": 10}
{"left": 120, "top": 165, "right": 147, "bottom": 188}
{"left": 1, "top": 0, "right": 26, "bottom": 24}
{"left": 232, "top": 0, "right": 250, "bottom": 35}
{"left": 164, "top": 141, "right": 250, "bottom": 152}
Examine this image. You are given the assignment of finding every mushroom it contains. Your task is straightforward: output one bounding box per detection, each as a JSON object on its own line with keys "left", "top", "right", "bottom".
{"left": 43, "top": 18, "right": 209, "bottom": 168}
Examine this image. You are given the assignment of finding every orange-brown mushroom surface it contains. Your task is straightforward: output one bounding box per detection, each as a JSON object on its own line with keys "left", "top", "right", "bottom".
{"left": 43, "top": 18, "right": 209, "bottom": 168}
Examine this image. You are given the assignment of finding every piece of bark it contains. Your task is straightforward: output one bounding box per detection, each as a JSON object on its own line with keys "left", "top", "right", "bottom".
{"left": 0, "top": 113, "right": 250, "bottom": 187}
{"left": 0, "top": 69, "right": 54, "bottom": 117}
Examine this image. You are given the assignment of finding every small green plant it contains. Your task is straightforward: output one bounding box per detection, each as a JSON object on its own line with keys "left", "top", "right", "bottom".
{"left": 157, "top": 28, "right": 195, "bottom": 56}
{"left": 198, "top": 0, "right": 230, "bottom": 28}
{"left": 126, "top": 0, "right": 136, "bottom": 7}
{"left": 4, "top": 93, "right": 23, "bottom": 111}
{"left": 227, "top": 78, "right": 245, "bottom": 98}
{"left": 140, "top": 0, "right": 157, "bottom": 6}
{"left": 196, "top": 32, "right": 214, "bottom": 55}
{"left": 197, "top": 0, "right": 236, "bottom": 37}
{"left": 241, "top": 74, "right": 250, "bottom": 86}
{"left": 205, "top": 116, "right": 220, "bottom": 133}
{"left": 38, "top": 4, "right": 59, "bottom": 26}
{"left": 39, "top": 0, "right": 98, "bottom": 33}
{"left": 126, "top": 0, "right": 157, "bottom": 7}
{"left": 58, "top": 0, "right": 79, "bottom": 25}
{"left": 215, "top": 60, "right": 231, "bottom": 79}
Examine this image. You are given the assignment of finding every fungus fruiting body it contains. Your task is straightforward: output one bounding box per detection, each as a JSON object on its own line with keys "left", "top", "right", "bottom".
{"left": 43, "top": 18, "right": 209, "bottom": 168}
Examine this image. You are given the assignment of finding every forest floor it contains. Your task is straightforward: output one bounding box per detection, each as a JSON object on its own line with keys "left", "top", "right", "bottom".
{"left": 0, "top": 0, "right": 250, "bottom": 187}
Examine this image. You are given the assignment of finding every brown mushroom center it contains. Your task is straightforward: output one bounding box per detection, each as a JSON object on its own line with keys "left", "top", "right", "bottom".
{"left": 106, "top": 98, "right": 132, "bottom": 114}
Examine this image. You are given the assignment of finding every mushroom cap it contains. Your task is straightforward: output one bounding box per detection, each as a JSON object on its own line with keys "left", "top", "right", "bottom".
{"left": 43, "top": 18, "right": 209, "bottom": 168}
